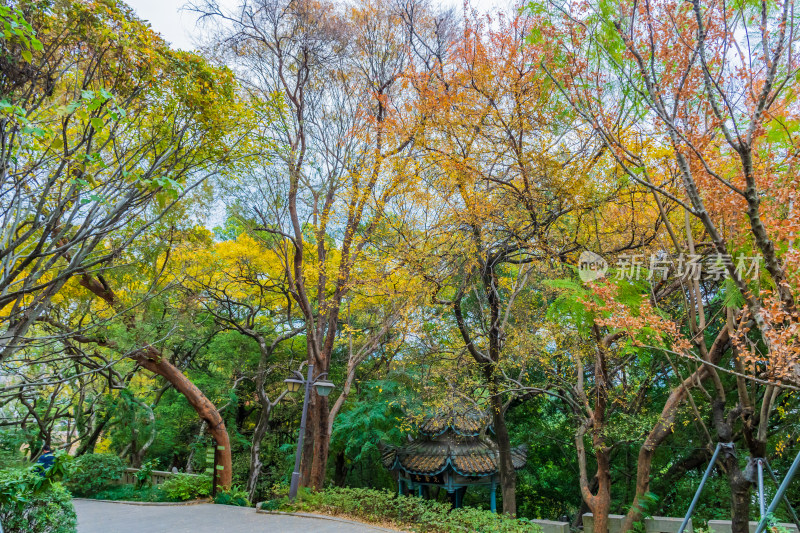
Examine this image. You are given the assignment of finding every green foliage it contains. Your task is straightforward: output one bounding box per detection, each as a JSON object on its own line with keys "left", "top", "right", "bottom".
{"left": 214, "top": 485, "right": 251, "bottom": 507}
{"left": 134, "top": 459, "right": 158, "bottom": 488}
{"left": 0, "top": 455, "right": 75, "bottom": 533}
{"left": 0, "top": 428, "right": 31, "bottom": 466}
{"left": 0, "top": 4, "right": 43, "bottom": 62}
{"left": 65, "top": 454, "right": 126, "bottom": 497}
{"left": 159, "top": 473, "right": 212, "bottom": 501}
{"left": 90, "top": 484, "right": 176, "bottom": 503}
{"left": 264, "top": 487, "right": 542, "bottom": 532}
{"left": 0, "top": 482, "right": 76, "bottom": 533}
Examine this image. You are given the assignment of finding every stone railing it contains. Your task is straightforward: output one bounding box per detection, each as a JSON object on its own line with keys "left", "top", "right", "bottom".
{"left": 530, "top": 518, "right": 570, "bottom": 533}
{"left": 707, "top": 520, "right": 799, "bottom": 533}
{"left": 583, "top": 514, "right": 800, "bottom": 533}
{"left": 584, "top": 513, "right": 688, "bottom": 533}
{"left": 115, "top": 467, "right": 198, "bottom": 487}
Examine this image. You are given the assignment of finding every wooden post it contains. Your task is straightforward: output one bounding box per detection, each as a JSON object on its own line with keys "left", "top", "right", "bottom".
{"left": 212, "top": 444, "right": 218, "bottom": 498}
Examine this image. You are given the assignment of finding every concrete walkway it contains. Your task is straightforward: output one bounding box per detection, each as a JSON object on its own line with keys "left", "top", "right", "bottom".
{"left": 73, "top": 499, "right": 392, "bottom": 533}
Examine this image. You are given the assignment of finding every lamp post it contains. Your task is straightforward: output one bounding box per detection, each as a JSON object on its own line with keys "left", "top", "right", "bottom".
{"left": 284, "top": 363, "right": 335, "bottom": 502}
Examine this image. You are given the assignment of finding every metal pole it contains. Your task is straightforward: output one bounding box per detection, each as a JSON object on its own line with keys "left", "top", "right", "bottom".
{"left": 765, "top": 461, "right": 800, "bottom": 531}
{"left": 755, "top": 450, "right": 800, "bottom": 533}
{"left": 679, "top": 443, "right": 723, "bottom": 533}
{"left": 289, "top": 363, "right": 314, "bottom": 502}
{"left": 757, "top": 459, "right": 766, "bottom": 519}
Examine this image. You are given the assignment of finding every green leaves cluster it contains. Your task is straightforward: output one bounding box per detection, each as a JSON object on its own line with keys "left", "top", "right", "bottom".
{"left": 64, "top": 453, "right": 126, "bottom": 497}
{"left": 0, "top": 454, "right": 76, "bottom": 533}
{"left": 159, "top": 473, "right": 212, "bottom": 501}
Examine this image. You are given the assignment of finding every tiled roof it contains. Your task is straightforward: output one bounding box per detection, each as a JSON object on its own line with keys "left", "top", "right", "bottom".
{"left": 418, "top": 406, "right": 490, "bottom": 437}
{"left": 380, "top": 433, "right": 528, "bottom": 477}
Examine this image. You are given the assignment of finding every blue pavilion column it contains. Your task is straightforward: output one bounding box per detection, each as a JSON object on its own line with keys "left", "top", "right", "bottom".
{"left": 417, "top": 485, "right": 423, "bottom": 498}
{"left": 398, "top": 478, "right": 404, "bottom": 495}
{"left": 490, "top": 477, "right": 497, "bottom": 513}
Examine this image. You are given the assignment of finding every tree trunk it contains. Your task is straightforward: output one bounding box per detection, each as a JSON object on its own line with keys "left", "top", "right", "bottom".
{"left": 622, "top": 326, "right": 730, "bottom": 531}
{"left": 246, "top": 415, "right": 267, "bottom": 502}
{"left": 246, "top": 395, "right": 278, "bottom": 501}
{"left": 490, "top": 379, "right": 516, "bottom": 516}
{"left": 310, "top": 394, "right": 331, "bottom": 490}
{"left": 78, "top": 274, "right": 233, "bottom": 488}
{"left": 300, "top": 394, "right": 317, "bottom": 486}
{"left": 134, "top": 350, "right": 232, "bottom": 488}
{"left": 725, "top": 457, "right": 751, "bottom": 533}
{"left": 76, "top": 414, "right": 109, "bottom": 456}
{"left": 588, "top": 451, "right": 613, "bottom": 533}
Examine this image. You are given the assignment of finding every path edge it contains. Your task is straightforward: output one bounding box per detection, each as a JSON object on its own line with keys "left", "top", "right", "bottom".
{"left": 72, "top": 497, "right": 211, "bottom": 506}
{"left": 255, "top": 505, "right": 404, "bottom": 532}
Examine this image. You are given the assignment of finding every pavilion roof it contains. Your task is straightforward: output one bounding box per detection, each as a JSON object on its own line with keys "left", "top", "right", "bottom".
{"left": 417, "top": 405, "right": 491, "bottom": 437}
{"left": 380, "top": 433, "right": 527, "bottom": 477}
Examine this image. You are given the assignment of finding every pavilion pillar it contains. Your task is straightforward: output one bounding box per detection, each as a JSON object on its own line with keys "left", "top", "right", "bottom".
{"left": 455, "top": 487, "right": 465, "bottom": 508}
{"left": 490, "top": 477, "right": 497, "bottom": 513}
{"left": 398, "top": 479, "right": 404, "bottom": 495}
{"left": 417, "top": 485, "right": 423, "bottom": 498}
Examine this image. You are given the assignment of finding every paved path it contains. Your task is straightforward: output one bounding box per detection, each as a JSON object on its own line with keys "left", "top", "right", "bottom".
{"left": 73, "top": 499, "right": 392, "bottom": 533}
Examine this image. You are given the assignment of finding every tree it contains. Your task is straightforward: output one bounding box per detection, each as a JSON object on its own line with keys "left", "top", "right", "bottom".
{"left": 540, "top": 0, "right": 800, "bottom": 529}
{"left": 182, "top": 232, "right": 303, "bottom": 500}
{"left": 0, "top": 0, "right": 250, "bottom": 488}
{"left": 196, "top": 0, "right": 422, "bottom": 489}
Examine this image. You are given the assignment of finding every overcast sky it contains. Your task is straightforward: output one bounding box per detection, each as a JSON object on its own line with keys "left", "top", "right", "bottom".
{"left": 124, "top": 0, "right": 506, "bottom": 51}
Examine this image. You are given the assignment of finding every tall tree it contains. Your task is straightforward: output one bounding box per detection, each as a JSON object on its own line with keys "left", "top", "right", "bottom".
{"left": 197, "top": 0, "right": 422, "bottom": 488}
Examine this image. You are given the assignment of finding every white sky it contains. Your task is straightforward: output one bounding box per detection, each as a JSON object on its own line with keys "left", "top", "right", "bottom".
{"left": 125, "top": 0, "right": 505, "bottom": 51}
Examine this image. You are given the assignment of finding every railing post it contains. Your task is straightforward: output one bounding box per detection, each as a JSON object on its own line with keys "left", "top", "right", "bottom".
{"left": 756, "top": 450, "right": 800, "bottom": 533}
{"left": 679, "top": 443, "right": 724, "bottom": 533}
{"left": 765, "top": 461, "right": 800, "bottom": 531}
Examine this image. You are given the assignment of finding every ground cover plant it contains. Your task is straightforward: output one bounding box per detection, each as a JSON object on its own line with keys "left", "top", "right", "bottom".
{"left": 262, "top": 487, "right": 543, "bottom": 533}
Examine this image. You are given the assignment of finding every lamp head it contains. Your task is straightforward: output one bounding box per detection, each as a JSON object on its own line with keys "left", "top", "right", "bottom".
{"left": 284, "top": 377, "right": 304, "bottom": 393}
{"left": 313, "top": 380, "right": 335, "bottom": 397}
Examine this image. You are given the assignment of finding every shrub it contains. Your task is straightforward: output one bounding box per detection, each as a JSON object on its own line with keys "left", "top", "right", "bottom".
{"left": 159, "top": 473, "right": 211, "bottom": 501}
{"left": 214, "top": 485, "right": 251, "bottom": 507}
{"left": 65, "top": 453, "right": 126, "bottom": 497}
{"left": 0, "top": 482, "right": 77, "bottom": 533}
{"left": 134, "top": 459, "right": 158, "bottom": 488}
{"left": 262, "top": 487, "right": 542, "bottom": 533}
{"left": 0, "top": 457, "right": 76, "bottom": 533}
{"left": 91, "top": 485, "right": 175, "bottom": 503}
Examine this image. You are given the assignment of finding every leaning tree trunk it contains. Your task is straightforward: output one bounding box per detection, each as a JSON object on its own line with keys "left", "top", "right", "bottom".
{"left": 79, "top": 274, "right": 233, "bottom": 488}
{"left": 134, "top": 349, "right": 232, "bottom": 488}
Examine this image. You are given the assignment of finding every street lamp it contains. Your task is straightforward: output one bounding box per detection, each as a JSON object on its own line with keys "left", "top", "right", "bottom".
{"left": 285, "top": 364, "right": 335, "bottom": 501}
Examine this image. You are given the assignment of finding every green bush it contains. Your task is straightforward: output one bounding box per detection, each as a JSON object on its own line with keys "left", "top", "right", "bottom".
{"left": 159, "top": 473, "right": 211, "bottom": 501}
{"left": 262, "top": 487, "right": 542, "bottom": 533}
{"left": 214, "top": 485, "right": 251, "bottom": 507}
{"left": 0, "top": 457, "right": 76, "bottom": 533}
{"left": 90, "top": 484, "right": 176, "bottom": 502}
{"left": 0, "top": 482, "right": 77, "bottom": 533}
{"left": 134, "top": 459, "right": 158, "bottom": 488}
{"left": 65, "top": 453, "right": 126, "bottom": 497}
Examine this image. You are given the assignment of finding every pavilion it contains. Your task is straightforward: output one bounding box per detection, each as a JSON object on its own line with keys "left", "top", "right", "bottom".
{"left": 380, "top": 406, "right": 527, "bottom": 512}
